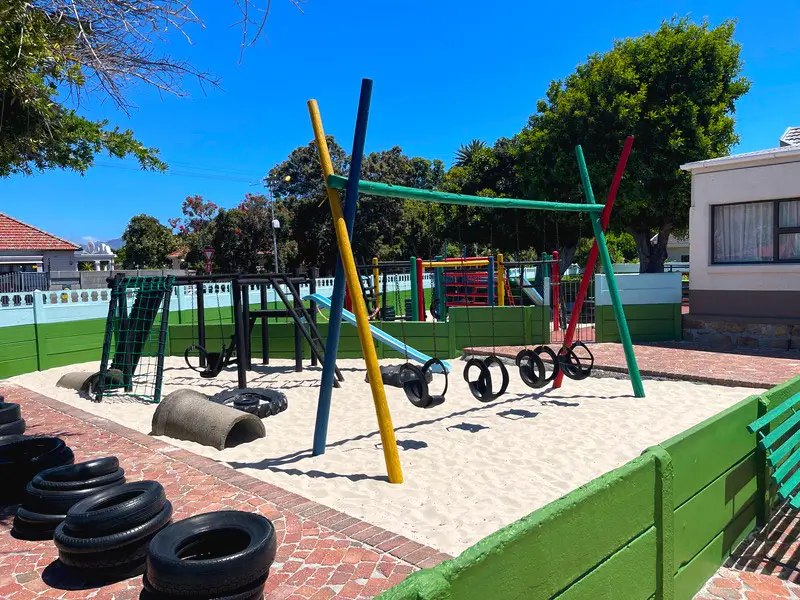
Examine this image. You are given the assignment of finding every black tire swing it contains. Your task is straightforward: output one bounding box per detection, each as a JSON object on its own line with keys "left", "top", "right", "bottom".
{"left": 557, "top": 341, "right": 594, "bottom": 381}
{"left": 183, "top": 284, "right": 235, "bottom": 379}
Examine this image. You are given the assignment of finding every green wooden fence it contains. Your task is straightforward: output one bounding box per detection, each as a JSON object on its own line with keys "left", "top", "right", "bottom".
{"left": 376, "top": 374, "right": 800, "bottom": 600}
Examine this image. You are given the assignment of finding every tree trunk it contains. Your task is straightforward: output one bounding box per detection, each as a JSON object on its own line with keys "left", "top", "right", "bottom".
{"left": 630, "top": 227, "right": 671, "bottom": 274}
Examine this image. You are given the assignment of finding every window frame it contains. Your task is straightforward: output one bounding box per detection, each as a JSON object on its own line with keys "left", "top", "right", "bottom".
{"left": 710, "top": 198, "right": 800, "bottom": 265}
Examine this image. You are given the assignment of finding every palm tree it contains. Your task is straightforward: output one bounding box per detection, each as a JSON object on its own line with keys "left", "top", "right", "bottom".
{"left": 453, "top": 139, "right": 487, "bottom": 166}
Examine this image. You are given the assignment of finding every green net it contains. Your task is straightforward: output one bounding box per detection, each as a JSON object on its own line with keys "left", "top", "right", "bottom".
{"left": 96, "top": 275, "right": 176, "bottom": 403}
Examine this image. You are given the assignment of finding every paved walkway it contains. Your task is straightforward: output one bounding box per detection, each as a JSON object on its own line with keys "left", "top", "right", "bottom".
{"left": 463, "top": 342, "right": 800, "bottom": 389}
{"left": 694, "top": 504, "right": 800, "bottom": 599}
{"left": 0, "top": 385, "right": 450, "bottom": 600}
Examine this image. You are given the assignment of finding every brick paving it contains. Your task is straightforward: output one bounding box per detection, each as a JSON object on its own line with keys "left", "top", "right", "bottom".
{"left": 694, "top": 504, "right": 800, "bottom": 599}
{"left": 464, "top": 342, "right": 800, "bottom": 389}
{"left": 0, "top": 385, "right": 451, "bottom": 600}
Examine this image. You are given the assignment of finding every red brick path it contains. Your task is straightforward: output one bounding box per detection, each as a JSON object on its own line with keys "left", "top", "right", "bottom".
{"left": 0, "top": 385, "right": 450, "bottom": 600}
{"left": 694, "top": 504, "right": 800, "bottom": 599}
{"left": 464, "top": 342, "right": 800, "bottom": 389}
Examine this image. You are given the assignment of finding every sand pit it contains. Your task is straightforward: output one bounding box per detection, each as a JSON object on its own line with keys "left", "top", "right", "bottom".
{"left": 9, "top": 356, "right": 753, "bottom": 555}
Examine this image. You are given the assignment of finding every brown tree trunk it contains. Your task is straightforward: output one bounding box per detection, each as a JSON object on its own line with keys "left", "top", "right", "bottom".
{"left": 630, "top": 227, "right": 672, "bottom": 274}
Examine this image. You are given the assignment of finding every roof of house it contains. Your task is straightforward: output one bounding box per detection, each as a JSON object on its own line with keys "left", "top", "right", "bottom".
{"left": 0, "top": 213, "right": 80, "bottom": 251}
{"left": 167, "top": 247, "right": 189, "bottom": 259}
{"left": 680, "top": 144, "right": 800, "bottom": 172}
{"left": 780, "top": 127, "right": 800, "bottom": 147}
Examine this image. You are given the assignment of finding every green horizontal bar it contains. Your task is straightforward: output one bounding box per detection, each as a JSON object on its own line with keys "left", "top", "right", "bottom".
{"left": 326, "top": 175, "right": 604, "bottom": 213}
{"left": 769, "top": 428, "right": 800, "bottom": 468}
{"left": 747, "top": 391, "right": 800, "bottom": 433}
{"left": 761, "top": 409, "right": 800, "bottom": 450}
{"left": 771, "top": 439, "right": 800, "bottom": 483}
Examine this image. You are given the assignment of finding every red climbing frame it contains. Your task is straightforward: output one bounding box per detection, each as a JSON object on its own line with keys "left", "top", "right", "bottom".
{"left": 553, "top": 136, "right": 634, "bottom": 389}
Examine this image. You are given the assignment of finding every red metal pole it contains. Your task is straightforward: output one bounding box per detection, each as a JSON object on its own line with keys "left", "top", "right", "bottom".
{"left": 416, "top": 257, "right": 425, "bottom": 320}
{"left": 553, "top": 136, "right": 634, "bottom": 389}
{"left": 344, "top": 286, "right": 352, "bottom": 313}
{"left": 552, "top": 251, "right": 560, "bottom": 332}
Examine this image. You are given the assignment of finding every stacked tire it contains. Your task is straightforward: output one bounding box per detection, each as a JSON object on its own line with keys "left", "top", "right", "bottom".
{"left": 54, "top": 481, "right": 173, "bottom": 579}
{"left": 143, "top": 511, "right": 277, "bottom": 600}
{"left": 0, "top": 395, "right": 26, "bottom": 438}
{"left": 13, "top": 457, "right": 126, "bottom": 540}
{"left": 0, "top": 436, "right": 74, "bottom": 503}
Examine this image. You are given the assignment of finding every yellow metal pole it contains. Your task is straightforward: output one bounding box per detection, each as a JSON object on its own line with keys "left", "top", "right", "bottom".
{"left": 308, "top": 100, "right": 403, "bottom": 484}
{"left": 373, "top": 256, "right": 381, "bottom": 310}
{"left": 497, "top": 253, "right": 505, "bottom": 307}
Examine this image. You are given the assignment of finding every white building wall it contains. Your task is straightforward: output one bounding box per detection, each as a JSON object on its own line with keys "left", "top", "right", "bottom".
{"left": 42, "top": 251, "right": 77, "bottom": 272}
{"left": 689, "top": 158, "right": 800, "bottom": 293}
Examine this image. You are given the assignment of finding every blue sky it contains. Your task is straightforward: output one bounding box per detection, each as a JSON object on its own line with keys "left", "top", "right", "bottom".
{"left": 3, "top": 0, "right": 799, "bottom": 243}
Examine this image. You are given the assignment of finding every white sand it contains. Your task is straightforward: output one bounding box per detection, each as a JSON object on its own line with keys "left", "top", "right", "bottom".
{"left": 9, "top": 357, "right": 753, "bottom": 556}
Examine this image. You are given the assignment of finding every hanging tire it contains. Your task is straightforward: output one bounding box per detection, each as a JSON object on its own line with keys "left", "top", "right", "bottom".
{"left": 482, "top": 356, "right": 509, "bottom": 400}
{"left": 41, "top": 456, "right": 119, "bottom": 482}
{"left": 144, "top": 511, "right": 277, "bottom": 598}
{"left": 398, "top": 364, "right": 434, "bottom": 408}
{"left": 516, "top": 350, "right": 546, "bottom": 389}
{"left": 463, "top": 358, "right": 493, "bottom": 402}
{"left": 63, "top": 481, "right": 166, "bottom": 536}
{"left": 0, "top": 418, "right": 25, "bottom": 436}
{"left": 0, "top": 402, "right": 21, "bottom": 425}
{"left": 533, "top": 346, "right": 561, "bottom": 385}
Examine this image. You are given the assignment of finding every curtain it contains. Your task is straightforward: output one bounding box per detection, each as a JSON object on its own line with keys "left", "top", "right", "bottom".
{"left": 778, "top": 200, "right": 800, "bottom": 260}
{"left": 713, "top": 202, "right": 773, "bottom": 263}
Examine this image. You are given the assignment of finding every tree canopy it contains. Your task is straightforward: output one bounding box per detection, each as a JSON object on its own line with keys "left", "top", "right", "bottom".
{"left": 121, "top": 215, "right": 176, "bottom": 268}
{"left": 516, "top": 17, "right": 750, "bottom": 271}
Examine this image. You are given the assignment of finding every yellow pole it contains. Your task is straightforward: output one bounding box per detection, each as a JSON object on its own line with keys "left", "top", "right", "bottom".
{"left": 373, "top": 256, "right": 381, "bottom": 310}
{"left": 497, "top": 253, "right": 505, "bottom": 307}
{"left": 308, "top": 100, "right": 403, "bottom": 484}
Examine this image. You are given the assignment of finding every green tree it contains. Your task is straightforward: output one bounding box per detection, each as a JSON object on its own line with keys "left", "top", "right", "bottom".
{"left": 516, "top": 17, "right": 750, "bottom": 272}
{"left": 78, "top": 262, "right": 95, "bottom": 272}
{"left": 1, "top": 0, "right": 293, "bottom": 176}
{"left": 120, "top": 215, "right": 176, "bottom": 269}
{"left": 454, "top": 139, "right": 488, "bottom": 166}
{"left": 169, "top": 195, "right": 219, "bottom": 270}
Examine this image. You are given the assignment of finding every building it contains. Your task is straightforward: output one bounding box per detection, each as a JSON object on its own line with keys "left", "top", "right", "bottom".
{"left": 680, "top": 137, "right": 800, "bottom": 349}
{"left": 0, "top": 213, "right": 81, "bottom": 274}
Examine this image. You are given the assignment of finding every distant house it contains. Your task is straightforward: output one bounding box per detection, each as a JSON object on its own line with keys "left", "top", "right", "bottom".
{"left": 680, "top": 132, "right": 800, "bottom": 348}
{"left": 0, "top": 213, "right": 80, "bottom": 273}
{"left": 650, "top": 233, "right": 690, "bottom": 263}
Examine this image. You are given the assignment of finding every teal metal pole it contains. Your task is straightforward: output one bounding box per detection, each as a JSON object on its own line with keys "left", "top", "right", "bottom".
{"left": 409, "top": 257, "right": 419, "bottom": 321}
{"left": 434, "top": 255, "right": 444, "bottom": 321}
{"left": 575, "top": 146, "right": 645, "bottom": 398}
{"left": 487, "top": 255, "right": 495, "bottom": 306}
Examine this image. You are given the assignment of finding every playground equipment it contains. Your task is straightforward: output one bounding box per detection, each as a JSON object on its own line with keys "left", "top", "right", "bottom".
{"left": 179, "top": 272, "right": 342, "bottom": 390}
{"left": 310, "top": 79, "right": 645, "bottom": 484}
{"left": 96, "top": 274, "right": 175, "bottom": 403}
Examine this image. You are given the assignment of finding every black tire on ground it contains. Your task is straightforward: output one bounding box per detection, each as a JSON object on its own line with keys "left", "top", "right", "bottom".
{"left": 0, "top": 437, "right": 74, "bottom": 500}
{"left": 0, "top": 402, "right": 21, "bottom": 425}
{"left": 64, "top": 480, "right": 166, "bottom": 536}
{"left": 0, "top": 418, "right": 26, "bottom": 436}
{"left": 55, "top": 500, "right": 172, "bottom": 553}
{"left": 145, "top": 511, "right": 277, "bottom": 597}
{"left": 0, "top": 434, "right": 28, "bottom": 445}
{"left": 142, "top": 573, "right": 268, "bottom": 600}
{"left": 33, "top": 467, "right": 125, "bottom": 491}
{"left": 15, "top": 506, "right": 67, "bottom": 526}
{"left": 58, "top": 543, "right": 152, "bottom": 571}
{"left": 42, "top": 457, "right": 119, "bottom": 482}
{"left": 12, "top": 507, "right": 67, "bottom": 540}
{"left": 23, "top": 480, "right": 126, "bottom": 515}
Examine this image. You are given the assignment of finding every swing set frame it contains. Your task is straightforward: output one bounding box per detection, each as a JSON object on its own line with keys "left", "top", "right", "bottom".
{"left": 309, "top": 79, "right": 645, "bottom": 485}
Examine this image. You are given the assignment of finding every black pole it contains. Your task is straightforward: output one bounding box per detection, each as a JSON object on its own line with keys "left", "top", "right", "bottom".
{"left": 241, "top": 283, "right": 252, "bottom": 371}
{"left": 260, "top": 283, "right": 269, "bottom": 364}
{"left": 196, "top": 282, "right": 206, "bottom": 367}
{"left": 309, "top": 268, "right": 318, "bottom": 367}
{"left": 231, "top": 279, "right": 247, "bottom": 389}
{"left": 292, "top": 270, "right": 303, "bottom": 373}
{"left": 153, "top": 284, "right": 173, "bottom": 404}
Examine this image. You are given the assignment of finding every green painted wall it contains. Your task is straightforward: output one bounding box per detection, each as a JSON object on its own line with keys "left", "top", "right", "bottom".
{"left": 0, "top": 324, "right": 38, "bottom": 378}
{"left": 376, "top": 374, "right": 800, "bottom": 600}
{"left": 595, "top": 303, "right": 682, "bottom": 343}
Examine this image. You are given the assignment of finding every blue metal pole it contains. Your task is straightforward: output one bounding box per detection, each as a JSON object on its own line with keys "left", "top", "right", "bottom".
{"left": 312, "top": 79, "right": 373, "bottom": 456}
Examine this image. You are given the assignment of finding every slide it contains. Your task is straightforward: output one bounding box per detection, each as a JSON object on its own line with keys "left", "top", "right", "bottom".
{"left": 304, "top": 293, "right": 451, "bottom": 374}
{"left": 516, "top": 273, "right": 544, "bottom": 306}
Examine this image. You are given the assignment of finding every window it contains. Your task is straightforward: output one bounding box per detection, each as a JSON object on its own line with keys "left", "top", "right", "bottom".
{"left": 712, "top": 199, "right": 800, "bottom": 263}
{"left": 680, "top": 254, "right": 690, "bottom": 262}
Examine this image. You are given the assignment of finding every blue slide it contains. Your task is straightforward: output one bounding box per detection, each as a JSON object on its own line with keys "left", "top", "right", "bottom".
{"left": 519, "top": 273, "right": 544, "bottom": 306}
{"left": 304, "top": 293, "right": 451, "bottom": 373}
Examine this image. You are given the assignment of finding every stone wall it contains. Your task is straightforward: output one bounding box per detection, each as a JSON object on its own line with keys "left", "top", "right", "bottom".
{"left": 683, "top": 315, "right": 800, "bottom": 350}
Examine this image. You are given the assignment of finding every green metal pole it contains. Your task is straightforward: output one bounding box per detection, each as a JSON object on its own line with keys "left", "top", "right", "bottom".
{"left": 575, "top": 146, "right": 645, "bottom": 398}
{"left": 434, "top": 255, "right": 445, "bottom": 321}
{"left": 409, "top": 256, "right": 419, "bottom": 321}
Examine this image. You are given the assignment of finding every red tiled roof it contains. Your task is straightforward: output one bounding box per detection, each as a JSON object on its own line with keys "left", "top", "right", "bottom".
{"left": 0, "top": 213, "right": 80, "bottom": 251}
